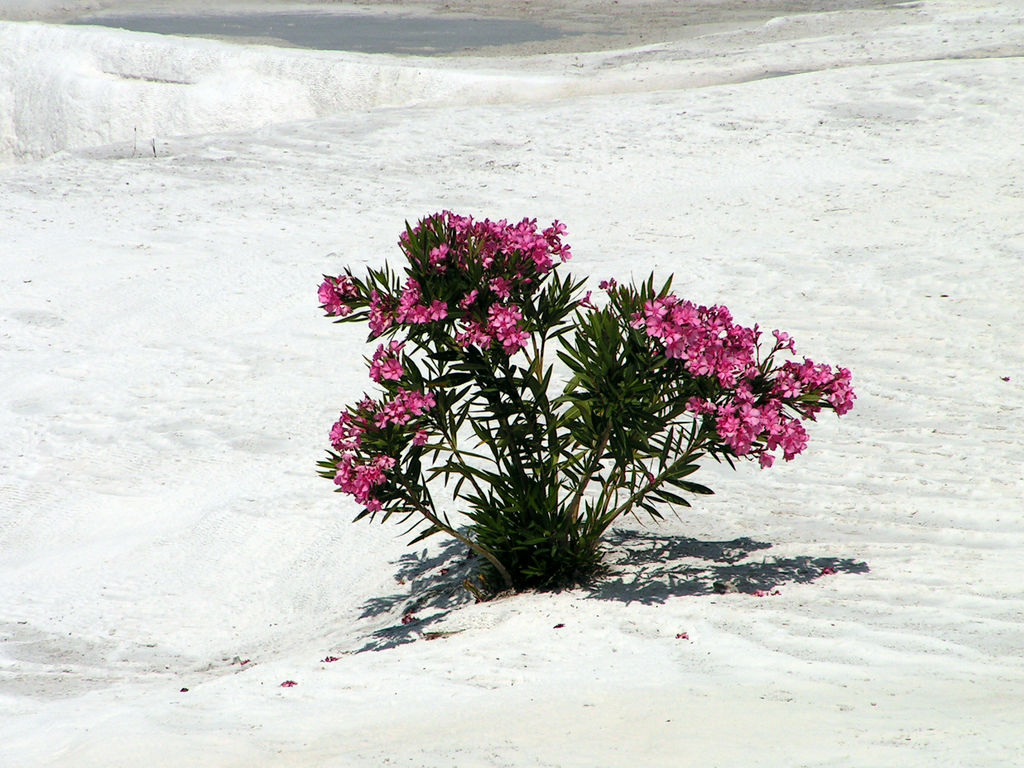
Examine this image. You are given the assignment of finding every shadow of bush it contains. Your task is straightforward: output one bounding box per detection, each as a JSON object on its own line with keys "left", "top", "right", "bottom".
{"left": 589, "top": 529, "right": 870, "bottom": 604}
{"left": 356, "top": 527, "right": 870, "bottom": 650}
{"left": 356, "top": 537, "right": 479, "bottom": 652}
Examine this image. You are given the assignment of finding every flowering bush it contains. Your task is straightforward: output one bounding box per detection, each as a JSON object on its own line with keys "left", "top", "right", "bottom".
{"left": 318, "top": 213, "right": 855, "bottom": 591}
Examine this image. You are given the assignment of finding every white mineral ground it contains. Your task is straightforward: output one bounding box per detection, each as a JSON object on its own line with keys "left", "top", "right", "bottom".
{"left": 1, "top": 0, "right": 1022, "bottom": 765}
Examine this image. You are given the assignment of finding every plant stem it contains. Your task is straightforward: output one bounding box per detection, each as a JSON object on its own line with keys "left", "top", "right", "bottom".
{"left": 593, "top": 460, "right": 625, "bottom": 528}
{"left": 395, "top": 475, "right": 514, "bottom": 590}
{"left": 565, "top": 421, "right": 612, "bottom": 524}
{"left": 596, "top": 444, "right": 705, "bottom": 538}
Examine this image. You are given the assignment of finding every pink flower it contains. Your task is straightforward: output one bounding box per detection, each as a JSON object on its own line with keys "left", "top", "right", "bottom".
{"left": 428, "top": 244, "right": 450, "bottom": 272}
{"left": 427, "top": 300, "right": 448, "bottom": 321}
{"left": 329, "top": 412, "right": 363, "bottom": 452}
{"left": 487, "top": 304, "right": 530, "bottom": 354}
{"left": 489, "top": 277, "right": 513, "bottom": 300}
{"left": 412, "top": 430, "right": 429, "bottom": 446}
{"left": 501, "top": 329, "right": 530, "bottom": 354}
{"left": 331, "top": 439, "right": 403, "bottom": 511}
{"left": 686, "top": 397, "right": 716, "bottom": 416}
{"left": 543, "top": 220, "right": 572, "bottom": 262}
{"left": 368, "top": 341, "right": 405, "bottom": 383}
{"left": 395, "top": 279, "right": 448, "bottom": 325}
{"left": 368, "top": 290, "right": 395, "bottom": 338}
{"left": 778, "top": 419, "right": 809, "bottom": 460}
{"left": 772, "top": 329, "right": 796, "bottom": 353}
{"left": 715, "top": 404, "right": 757, "bottom": 456}
{"left": 771, "top": 370, "right": 802, "bottom": 399}
{"left": 415, "top": 212, "right": 571, "bottom": 296}
{"left": 456, "top": 319, "right": 492, "bottom": 349}
{"left": 318, "top": 275, "right": 358, "bottom": 316}
{"left": 396, "top": 279, "right": 423, "bottom": 323}
{"left": 380, "top": 359, "right": 403, "bottom": 380}
{"left": 373, "top": 455, "right": 397, "bottom": 471}
{"left": 639, "top": 296, "right": 757, "bottom": 388}
{"left": 826, "top": 367, "right": 856, "bottom": 415}
{"left": 370, "top": 388, "right": 437, "bottom": 428}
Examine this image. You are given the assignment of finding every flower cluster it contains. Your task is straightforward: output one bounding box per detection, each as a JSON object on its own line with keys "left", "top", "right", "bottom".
{"left": 409, "top": 213, "right": 571, "bottom": 355}
{"left": 631, "top": 296, "right": 757, "bottom": 387}
{"left": 374, "top": 388, "right": 436, "bottom": 428}
{"left": 688, "top": 388, "right": 810, "bottom": 467}
{"left": 368, "top": 341, "right": 404, "bottom": 383}
{"left": 407, "top": 211, "right": 571, "bottom": 279}
{"left": 455, "top": 303, "right": 531, "bottom": 354}
{"left": 319, "top": 212, "right": 572, "bottom": 357}
{"left": 775, "top": 359, "right": 856, "bottom": 415}
{"left": 367, "top": 278, "right": 450, "bottom": 333}
{"left": 317, "top": 274, "right": 358, "bottom": 316}
{"left": 333, "top": 453, "right": 395, "bottom": 511}
{"left": 327, "top": 388, "right": 436, "bottom": 511}
{"left": 634, "top": 293, "right": 856, "bottom": 467}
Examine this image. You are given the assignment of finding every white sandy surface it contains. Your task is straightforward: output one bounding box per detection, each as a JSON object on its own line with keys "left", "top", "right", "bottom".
{"left": 2, "top": 1, "right": 1023, "bottom": 765}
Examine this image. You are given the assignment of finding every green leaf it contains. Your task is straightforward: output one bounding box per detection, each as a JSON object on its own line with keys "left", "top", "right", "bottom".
{"left": 673, "top": 481, "right": 714, "bottom": 495}
{"left": 652, "top": 487, "right": 693, "bottom": 507}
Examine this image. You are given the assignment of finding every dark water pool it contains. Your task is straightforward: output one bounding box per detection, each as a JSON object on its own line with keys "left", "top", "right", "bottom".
{"left": 67, "top": 11, "right": 566, "bottom": 55}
